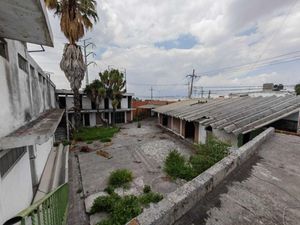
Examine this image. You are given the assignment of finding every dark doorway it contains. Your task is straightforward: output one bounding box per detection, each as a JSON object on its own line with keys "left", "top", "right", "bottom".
{"left": 84, "top": 114, "right": 90, "bottom": 126}
{"left": 185, "top": 121, "right": 195, "bottom": 139}
{"left": 104, "top": 98, "right": 109, "bottom": 109}
{"left": 162, "top": 115, "right": 168, "bottom": 126}
{"left": 115, "top": 112, "right": 125, "bottom": 123}
{"left": 58, "top": 96, "right": 66, "bottom": 109}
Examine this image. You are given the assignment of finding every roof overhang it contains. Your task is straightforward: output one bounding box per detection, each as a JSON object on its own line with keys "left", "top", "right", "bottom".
{"left": 0, "top": 0, "right": 53, "bottom": 46}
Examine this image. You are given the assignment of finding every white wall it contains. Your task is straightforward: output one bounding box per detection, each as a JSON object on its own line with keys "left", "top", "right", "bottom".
{"left": 199, "top": 125, "right": 207, "bottom": 144}
{"left": 82, "top": 96, "right": 91, "bottom": 109}
{"left": 0, "top": 39, "right": 56, "bottom": 138}
{"left": 34, "top": 136, "right": 53, "bottom": 182}
{"left": 0, "top": 150, "right": 33, "bottom": 225}
{"left": 90, "top": 113, "right": 96, "bottom": 126}
{"left": 121, "top": 97, "right": 128, "bottom": 109}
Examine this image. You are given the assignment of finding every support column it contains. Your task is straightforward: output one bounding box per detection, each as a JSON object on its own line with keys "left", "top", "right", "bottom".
{"left": 180, "top": 119, "right": 183, "bottom": 136}
{"left": 109, "top": 112, "right": 112, "bottom": 124}
{"left": 124, "top": 111, "right": 127, "bottom": 123}
{"left": 171, "top": 117, "right": 174, "bottom": 130}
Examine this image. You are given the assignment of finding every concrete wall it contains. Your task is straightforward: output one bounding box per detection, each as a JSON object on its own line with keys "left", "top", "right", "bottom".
{"left": 212, "top": 128, "right": 238, "bottom": 147}
{"left": 194, "top": 123, "right": 199, "bottom": 143}
{"left": 0, "top": 150, "right": 33, "bottom": 225}
{"left": 34, "top": 136, "right": 53, "bottom": 182}
{"left": 199, "top": 125, "right": 207, "bottom": 144}
{"left": 173, "top": 118, "right": 180, "bottom": 134}
{"left": 82, "top": 96, "right": 91, "bottom": 110}
{"left": 127, "top": 128, "right": 275, "bottom": 225}
{"left": 121, "top": 97, "right": 128, "bottom": 109}
{"left": 0, "top": 39, "right": 56, "bottom": 138}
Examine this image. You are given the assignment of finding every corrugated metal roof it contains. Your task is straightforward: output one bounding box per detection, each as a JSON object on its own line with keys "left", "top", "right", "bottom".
{"left": 154, "top": 96, "right": 300, "bottom": 135}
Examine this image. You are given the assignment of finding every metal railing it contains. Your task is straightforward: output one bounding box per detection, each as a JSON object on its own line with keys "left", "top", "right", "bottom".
{"left": 4, "top": 183, "right": 68, "bottom": 225}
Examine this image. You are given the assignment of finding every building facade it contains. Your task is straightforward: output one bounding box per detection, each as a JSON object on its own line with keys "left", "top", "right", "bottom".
{"left": 56, "top": 89, "right": 134, "bottom": 127}
{"left": 0, "top": 1, "right": 64, "bottom": 224}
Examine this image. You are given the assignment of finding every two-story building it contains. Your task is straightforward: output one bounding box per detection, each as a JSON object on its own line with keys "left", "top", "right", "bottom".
{"left": 56, "top": 89, "right": 134, "bottom": 127}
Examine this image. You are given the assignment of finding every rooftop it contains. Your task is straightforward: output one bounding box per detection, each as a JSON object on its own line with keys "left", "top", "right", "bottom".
{"left": 0, "top": 0, "right": 53, "bottom": 46}
{"left": 0, "top": 109, "right": 64, "bottom": 149}
{"left": 154, "top": 96, "right": 300, "bottom": 135}
{"left": 175, "top": 133, "right": 300, "bottom": 225}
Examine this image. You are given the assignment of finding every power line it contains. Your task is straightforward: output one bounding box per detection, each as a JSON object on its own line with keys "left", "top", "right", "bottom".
{"left": 242, "top": 0, "right": 299, "bottom": 77}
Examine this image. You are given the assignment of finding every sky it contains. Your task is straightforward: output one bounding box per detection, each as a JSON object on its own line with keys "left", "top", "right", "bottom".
{"left": 29, "top": 0, "right": 300, "bottom": 99}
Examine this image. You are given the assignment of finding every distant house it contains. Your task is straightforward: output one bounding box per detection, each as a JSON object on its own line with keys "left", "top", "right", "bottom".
{"left": 154, "top": 96, "right": 300, "bottom": 147}
{"left": 56, "top": 89, "right": 134, "bottom": 127}
{"left": 0, "top": 0, "right": 66, "bottom": 224}
{"left": 132, "top": 100, "right": 173, "bottom": 119}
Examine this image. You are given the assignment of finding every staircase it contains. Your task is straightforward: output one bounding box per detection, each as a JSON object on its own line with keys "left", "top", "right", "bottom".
{"left": 55, "top": 113, "right": 67, "bottom": 141}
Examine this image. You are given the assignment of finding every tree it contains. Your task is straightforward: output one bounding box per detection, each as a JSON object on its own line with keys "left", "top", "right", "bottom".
{"left": 99, "top": 69, "right": 126, "bottom": 125}
{"left": 44, "top": 0, "right": 98, "bottom": 130}
{"left": 295, "top": 84, "right": 300, "bottom": 95}
{"left": 84, "top": 80, "right": 106, "bottom": 125}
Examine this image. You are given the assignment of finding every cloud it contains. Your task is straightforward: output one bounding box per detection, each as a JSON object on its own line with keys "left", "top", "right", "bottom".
{"left": 29, "top": 0, "right": 300, "bottom": 98}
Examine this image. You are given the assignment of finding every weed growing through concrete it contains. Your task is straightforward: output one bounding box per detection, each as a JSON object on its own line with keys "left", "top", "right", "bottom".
{"left": 164, "top": 137, "right": 230, "bottom": 181}
{"left": 108, "top": 169, "right": 133, "bottom": 188}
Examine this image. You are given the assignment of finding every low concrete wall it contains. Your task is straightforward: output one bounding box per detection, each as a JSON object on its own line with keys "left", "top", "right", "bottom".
{"left": 127, "top": 127, "right": 275, "bottom": 225}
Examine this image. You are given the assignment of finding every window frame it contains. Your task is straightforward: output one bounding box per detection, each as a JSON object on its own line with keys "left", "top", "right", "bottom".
{"left": 18, "top": 53, "right": 29, "bottom": 74}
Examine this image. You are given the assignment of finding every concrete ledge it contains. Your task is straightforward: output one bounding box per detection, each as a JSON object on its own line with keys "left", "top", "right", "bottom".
{"left": 127, "top": 127, "right": 275, "bottom": 225}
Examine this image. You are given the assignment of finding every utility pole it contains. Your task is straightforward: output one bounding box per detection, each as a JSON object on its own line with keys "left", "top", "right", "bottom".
{"left": 150, "top": 86, "right": 154, "bottom": 100}
{"left": 81, "top": 38, "right": 96, "bottom": 86}
{"left": 208, "top": 90, "right": 211, "bottom": 99}
{"left": 186, "top": 69, "right": 200, "bottom": 98}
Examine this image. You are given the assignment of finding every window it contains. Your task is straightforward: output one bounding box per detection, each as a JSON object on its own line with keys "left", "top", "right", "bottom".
{"left": 104, "top": 98, "right": 109, "bottom": 109}
{"left": 128, "top": 96, "right": 132, "bottom": 108}
{"left": 30, "top": 65, "right": 35, "bottom": 77}
{"left": 0, "top": 38, "right": 8, "bottom": 60}
{"left": 0, "top": 147, "right": 26, "bottom": 177}
{"left": 18, "top": 54, "right": 28, "bottom": 73}
{"left": 38, "top": 73, "right": 43, "bottom": 83}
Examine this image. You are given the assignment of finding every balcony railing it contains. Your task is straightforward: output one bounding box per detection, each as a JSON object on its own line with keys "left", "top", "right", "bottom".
{"left": 4, "top": 183, "right": 68, "bottom": 225}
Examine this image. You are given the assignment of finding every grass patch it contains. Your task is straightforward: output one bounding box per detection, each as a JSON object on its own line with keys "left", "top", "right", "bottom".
{"left": 86, "top": 140, "right": 93, "bottom": 144}
{"left": 108, "top": 169, "right": 133, "bottom": 188}
{"left": 138, "top": 192, "right": 163, "bottom": 206}
{"left": 100, "top": 137, "right": 111, "bottom": 143}
{"left": 74, "top": 127, "right": 119, "bottom": 142}
{"left": 164, "top": 137, "right": 230, "bottom": 181}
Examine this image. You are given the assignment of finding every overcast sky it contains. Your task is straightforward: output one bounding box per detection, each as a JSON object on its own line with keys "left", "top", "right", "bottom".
{"left": 29, "top": 0, "right": 300, "bottom": 98}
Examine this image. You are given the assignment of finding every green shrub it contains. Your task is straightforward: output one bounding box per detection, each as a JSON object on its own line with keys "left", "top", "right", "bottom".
{"left": 100, "top": 137, "right": 111, "bottom": 143}
{"left": 110, "top": 195, "right": 142, "bottom": 224}
{"left": 164, "top": 150, "right": 196, "bottom": 181}
{"left": 86, "top": 140, "right": 93, "bottom": 144}
{"left": 62, "top": 140, "right": 71, "bottom": 146}
{"left": 108, "top": 169, "right": 133, "bottom": 188}
{"left": 139, "top": 192, "right": 163, "bottom": 206}
{"left": 94, "top": 195, "right": 142, "bottom": 225}
{"left": 143, "top": 185, "right": 151, "bottom": 194}
{"left": 104, "top": 186, "right": 115, "bottom": 195}
{"left": 91, "top": 193, "right": 121, "bottom": 214}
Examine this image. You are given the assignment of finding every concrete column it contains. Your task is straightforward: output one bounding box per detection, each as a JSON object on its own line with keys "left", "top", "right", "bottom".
{"left": 124, "top": 111, "right": 127, "bottom": 123}
{"left": 199, "top": 125, "right": 207, "bottom": 144}
{"left": 109, "top": 112, "right": 112, "bottom": 124}
{"left": 171, "top": 117, "right": 174, "bottom": 130}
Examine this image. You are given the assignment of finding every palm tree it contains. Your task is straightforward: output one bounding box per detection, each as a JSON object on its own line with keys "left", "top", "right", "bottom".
{"left": 44, "top": 0, "right": 98, "bottom": 130}
{"left": 84, "top": 79, "right": 106, "bottom": 125}
{"left": 99, "top": 69, "right": 126, "bottom": 125}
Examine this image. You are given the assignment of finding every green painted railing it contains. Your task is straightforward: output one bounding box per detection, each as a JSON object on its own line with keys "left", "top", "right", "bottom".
{"left": 10, "top": 183, "right": 69, "bottom": 225}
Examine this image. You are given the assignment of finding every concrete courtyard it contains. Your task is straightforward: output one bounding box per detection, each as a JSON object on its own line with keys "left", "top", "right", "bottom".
{"left": 75, "top": 119, "right": 195, "bottom": 213}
